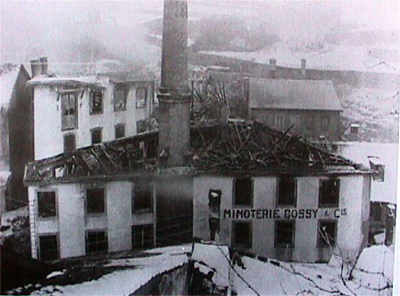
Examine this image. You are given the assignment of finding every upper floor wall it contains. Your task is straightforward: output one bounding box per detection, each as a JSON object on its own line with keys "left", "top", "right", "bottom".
{"left": 33, "top": 78, "right": 156, "bottom": 160}
{"left": 250, "top": 109, "right": 341, "bottom": 141}
{"left": 193, "top": 174, "right": 370, "bottom": 263}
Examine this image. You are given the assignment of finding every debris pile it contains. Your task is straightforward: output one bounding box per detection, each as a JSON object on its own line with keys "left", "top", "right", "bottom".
{"left": 192, "top": 120, "right": 367, "bottom": 174}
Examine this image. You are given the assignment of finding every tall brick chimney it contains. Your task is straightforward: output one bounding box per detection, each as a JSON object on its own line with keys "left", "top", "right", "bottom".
{"left": 158, "top": 0, "right": 191, "bottom": 167}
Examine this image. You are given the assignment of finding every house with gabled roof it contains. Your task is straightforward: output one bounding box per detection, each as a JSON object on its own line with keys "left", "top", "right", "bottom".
{"left": 248, "top": 78, "right": 343, "bottom": 141}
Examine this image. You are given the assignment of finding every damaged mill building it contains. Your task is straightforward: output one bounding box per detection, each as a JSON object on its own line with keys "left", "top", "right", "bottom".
{"left": 24, "top": 0, "right": 374, "bottom": 264}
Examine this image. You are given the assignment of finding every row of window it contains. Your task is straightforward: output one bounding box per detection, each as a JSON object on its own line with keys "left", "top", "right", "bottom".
{"left": 37, "top": 184, "right": 152, "bottom": 219}
{"left": 234, "top": 177, "right": 340, "bottom": 208}
{"left": 63, "top": 125, "right": 125, "bottom": 152}
{"left": 61, "top": 87, "right": 150, "bottom": 131}
{"left": 232, "top": 220, "right": 337, "bottom": 249}
{"left": 62, "top": 87, "right": 149, "bottom": 115}
{"left": 261, "top": 114, "right": 330, "bottom": 131}
{"left": 38, "top": 224, "right": 154, "bottom": 261}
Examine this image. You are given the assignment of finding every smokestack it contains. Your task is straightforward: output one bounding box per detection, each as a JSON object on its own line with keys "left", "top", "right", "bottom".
{"left": 158, "top": 0, "right": 191, "bottom": 167}
{"left": 269, "top": 58, "right": 276, "bottom": 78}
{"left": 301, "top": 59, "right": 306, "bottom": 78}
{"left": 30, "top": 59, "right": 41, "bottom": 77}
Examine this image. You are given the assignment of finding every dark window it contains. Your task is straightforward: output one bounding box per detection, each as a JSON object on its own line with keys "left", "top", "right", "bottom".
{"left": 37, "top": 191, "right": 56, "bottom": 218}
{"left": 136, "top": 119, "right": 146, "bottom": 134}
{"left": 321, "top": 116, "right": 329, "bottom": 130}
{"left": 91, "top": 128, "right": 102, "bottom": 144}
{"left": 86, "top": 188, "right": 105, "bottom": 214}
{"left": 306, "top": 117, "right": 314, "bottom": 130}
{"left": 317, "top": 220, "right": 337, "bottom": 248}
{"left": 64, "top": 134, "right": 76, "bottom": 152}
{"left": 275, "top": 220, "right": 295, "bottom": 248}
{"left": 61, "top": 92, "right": 78, "bottom": 130}
{"left": 115, "top": 124, "right": 125, "bottom": 139}
{"left": 277, "top": 177, "right": 297, "bottom": 206}
{"left": 86, "top": 231, "right": 108, "bottom": 254}
{"left": 232, "top": 221, "right": 252, "bottom": 248}
{"left": 90, "top": 90, "right": 103, "bottom": 114}
{"left": 132, "top": 225, "right": 154, "bottom": 250}
{"left": 276, "top": 114, "right": 285, "bottom": 130}
{"left": 370, "top": 203, "right": 382, "bottom": 221}
{"left": 319, "top": 179, "right": 340, "bottom": 207}
{"left": 234, "top": 178, "right": 253, "bottom": 206}
{"left": 39, "top": 235, "right": 59, "bottom": 260}
{"left": 133, "top": 182, "right": 152, "bottom": 212}
{"left": 114, "top": 84, "right": 127, "bottom": 111}
{"left": 136, "top": 87, "right": 147, "bottom": 108}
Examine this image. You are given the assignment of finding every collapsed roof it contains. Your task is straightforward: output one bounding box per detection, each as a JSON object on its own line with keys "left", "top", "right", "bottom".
{"left": 24, "top": 120, "right": 371, "bottom": 186}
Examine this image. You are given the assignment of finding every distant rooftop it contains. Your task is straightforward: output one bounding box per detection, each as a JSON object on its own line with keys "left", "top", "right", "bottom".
{"left": 249, "top": 78, "right": 343, "bottom": 111}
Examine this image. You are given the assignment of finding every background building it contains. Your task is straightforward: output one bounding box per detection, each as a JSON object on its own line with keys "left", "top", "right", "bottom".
{"left": 0, "top": 64, "right": 33, "bottom": 212}
{"left": 248, "top": 78, "right": 342, "bottom": 141}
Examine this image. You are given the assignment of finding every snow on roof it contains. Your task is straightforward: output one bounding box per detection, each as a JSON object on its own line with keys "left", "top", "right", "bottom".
{"left": 192, "top": 243, "right": 230, "bottom": 288}
{"left": 337, "top": 142, "right": 398, "bottom": 204}
{"left": 249, "top": 78, "right": 343, "bottom": 111}
{"left": 233, "top": 245, "right": 394, "bottom": 295}
{"left": 27, "top": 75, "right": 108, "bottom": 89}
{"left": 19, "top": 245, "right": 190, "bottom": 296}
{"left": 0, "top": 65, "right": 21, "bottom": 106}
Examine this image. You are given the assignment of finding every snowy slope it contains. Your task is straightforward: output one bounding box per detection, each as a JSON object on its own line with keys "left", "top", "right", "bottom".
{"left": 201, "top": 41, "right": 400, "bottom": 74}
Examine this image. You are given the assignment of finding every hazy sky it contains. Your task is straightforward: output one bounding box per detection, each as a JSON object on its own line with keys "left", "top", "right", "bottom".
{"left": 1, "top": 0, "right": 399, "bottom": 65}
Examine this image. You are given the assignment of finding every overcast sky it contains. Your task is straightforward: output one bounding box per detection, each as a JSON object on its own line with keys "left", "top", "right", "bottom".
{"left": 1, "top": 0, "right": 399, "bottom": 66}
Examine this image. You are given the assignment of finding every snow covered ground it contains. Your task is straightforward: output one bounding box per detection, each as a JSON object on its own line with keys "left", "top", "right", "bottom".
{"left": 9, "top": 242, "right": 394, "bottom": 296}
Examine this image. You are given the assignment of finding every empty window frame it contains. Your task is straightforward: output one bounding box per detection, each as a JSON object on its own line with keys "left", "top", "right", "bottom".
{"left": 37, "top": 191, "right": 56, "bottom": 218}
{"left": 133, "top": 182, "right": 152, "bottom": 212}
{"left": 306, "top": 116, "right": 314, "bottom": 131}
{"left": 86, "top": 188, "right": 105, "bottom": 214}
{"left": 91, "top": 128, "right": 102, "bottom": 144}
{"left": 86, "top": 230, "right": 108, "bottom": 254}
{"left": 275, "top": 220, "right": 295, "bottom": 248}
{"left": 114, "top": 84, "right": 127, "bottom": 111}
{"left": 64, "top": 134, "right": 76, "bottom": 152}
{"left": 39, "top": 235, "right": 59, "bottom": 261}
{"left": 290, "top": 115, "right": 300, "bottom": 131}
{"left": 132, "top": 224, "right": 154, "bottom": 250}
{"left": 90, "top": 90, "right": 103, "bottom": 114}
{"left": 232, "top": 221, "right": 252, "bottom": 249}
{"left": 277, "top": 177, "right": 297, "bottom": 206}
{"left": 276, "top": 114, "right": 285, "bottom": 130}
{"left": 321, "top": 116, "right": 330, "bottom": 130}
{"left": 61, "top": 92, "right": 78, "bottom": 130}
{"left": 234, "top": 178, "right": 253, "bottom": 207}
{"left": 319, "top": 179, "right": 340, "bottom": 207}
{"left": 115, "top": 124, "right": 125, "bottom": 139}
{"left": 136, "top": 87, "right": 147, "bottom": 108}
{"left": 317, "top": 220, "right": 337, "bottom": 248}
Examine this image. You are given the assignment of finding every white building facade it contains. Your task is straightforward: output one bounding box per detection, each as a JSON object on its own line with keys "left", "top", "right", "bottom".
{"left": 28, "top": 179, "right": 155, "bottom": 260}
{"left": 28, "top": 76, "right": 156, "bottom": 160}
{"left": 193, "top": 173, "right": 371, "bottom": 263}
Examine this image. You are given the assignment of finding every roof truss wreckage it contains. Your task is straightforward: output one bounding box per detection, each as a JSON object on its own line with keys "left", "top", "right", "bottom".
{"left": 24, "top": 121, "right": 371, "bottom": 186}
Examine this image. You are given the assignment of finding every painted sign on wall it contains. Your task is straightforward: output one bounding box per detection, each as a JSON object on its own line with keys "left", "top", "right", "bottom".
{"left": 223, "top": 208, "right": 347, "bottom": 220}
